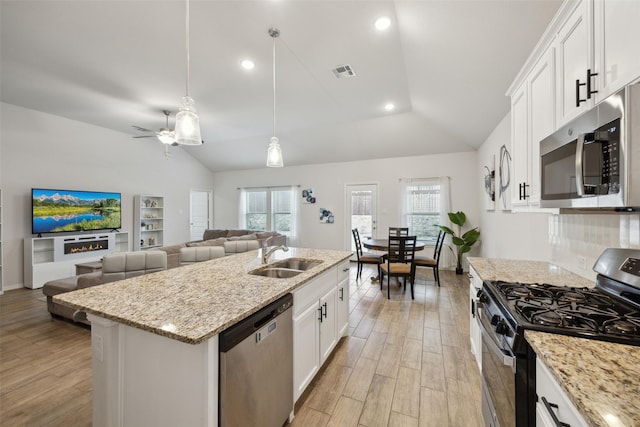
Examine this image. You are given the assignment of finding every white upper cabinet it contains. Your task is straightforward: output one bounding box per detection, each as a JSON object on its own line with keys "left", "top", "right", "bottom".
{"left": 555, "top": 0, "right": 594, "bottom": 127}
{"left": 593, "top": 0, "right": 640, "bottom": 102}
{"left": 511, "top": 47, "right": 556, "bottom": 209}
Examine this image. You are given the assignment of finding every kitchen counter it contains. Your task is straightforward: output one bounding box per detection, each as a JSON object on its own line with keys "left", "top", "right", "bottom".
{"left": 526, "top": 330, "right": 640, "bottom": 427}
{"left": 467, "top": 256, "right": 593, "bottom": 288}
{"left": 54, "top": 247, "right": 352, "bottom": 344}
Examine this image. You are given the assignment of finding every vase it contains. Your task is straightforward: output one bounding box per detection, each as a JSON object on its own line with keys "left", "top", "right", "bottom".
{"left": 455, "top": 267, "right": 464, "bottom": 275}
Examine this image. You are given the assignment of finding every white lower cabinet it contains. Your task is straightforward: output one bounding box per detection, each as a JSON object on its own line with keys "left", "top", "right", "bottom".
{"left": 536, "top": 358, "right": 587, "bottom": 427}
{"left": 468, "top": 266, "right": 482, "bottom": 370}
{"left": 293, "top": 261, "right": 350, "bottom": 402}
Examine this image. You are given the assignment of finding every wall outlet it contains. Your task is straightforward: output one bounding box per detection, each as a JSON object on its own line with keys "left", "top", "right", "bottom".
{"left": 93, "top": 334, "right": 103, "bottom": 362}
{"left": 577, "top": 256, "right": 587, "bottom": 270}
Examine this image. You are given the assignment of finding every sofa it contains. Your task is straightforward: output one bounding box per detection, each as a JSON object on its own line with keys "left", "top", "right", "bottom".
{"left": 42, "top": 229, "right": 284, "bottom": 324}
{"left": 156, "top": 229, "right": 286, "bottom": 269}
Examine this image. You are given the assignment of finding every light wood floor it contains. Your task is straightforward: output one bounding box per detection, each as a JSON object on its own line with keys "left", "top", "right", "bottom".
{"left": 0, "top": 264, "right": 483, "bottom": 427}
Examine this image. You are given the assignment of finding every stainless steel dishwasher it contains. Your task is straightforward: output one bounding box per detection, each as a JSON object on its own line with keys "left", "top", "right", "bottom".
{"left": 219, "top": 293, "right": 293, "bottom": 427}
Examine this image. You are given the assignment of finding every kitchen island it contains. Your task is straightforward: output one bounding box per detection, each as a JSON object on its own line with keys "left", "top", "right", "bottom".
{"left": 468, "top": 257, "right": 640, "bottom": 427}
{"left": 55, "top": 247, "right": 352, "bottom": 427}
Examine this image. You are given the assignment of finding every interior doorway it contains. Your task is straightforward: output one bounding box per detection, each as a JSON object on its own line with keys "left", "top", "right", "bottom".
{"left": 345, "top": 184, "right": 378, "bottom": 252}
{"left": 190, "top": 189, "right": 213, "bottom": 241}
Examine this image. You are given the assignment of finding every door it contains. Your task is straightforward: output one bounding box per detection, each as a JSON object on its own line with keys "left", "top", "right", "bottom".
{"left": 189, "top": 190, "right": 212, "bottom": 241}
{"left": 345, "top": 184, "right": 378, "bottom": 252}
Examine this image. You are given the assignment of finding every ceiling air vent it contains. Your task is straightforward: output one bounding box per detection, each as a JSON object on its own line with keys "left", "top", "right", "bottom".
{"left": 332, "top": 64, "right": 356, "bottom": 79}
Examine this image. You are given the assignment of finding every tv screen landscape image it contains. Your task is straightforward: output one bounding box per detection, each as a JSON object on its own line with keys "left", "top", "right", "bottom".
{"left": 32, "top": 189, "right": 122, "bottom": 234}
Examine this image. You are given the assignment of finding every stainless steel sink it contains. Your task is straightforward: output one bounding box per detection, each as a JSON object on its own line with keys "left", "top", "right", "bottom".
{"left": 250, "top": 267, "right": 304, "bottom": 279}
{"left": 249, "top": 259, "right": 323, "bottom": 279}
{"left": 269, "top": 259, "right": 323, "bottom": 271}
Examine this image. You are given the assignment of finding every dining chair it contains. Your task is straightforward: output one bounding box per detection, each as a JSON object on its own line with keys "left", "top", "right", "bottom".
{"left": 388, "top": 227, "right": 409, "bottom": 236}
{"left": 352, "top": 228, "right": 385, "bottom": 280}
{"left": 379, "top": 235, "right": 417, "bottom": 299}
{"left": 411, "top": 230, "right": 445, "bottom": 287}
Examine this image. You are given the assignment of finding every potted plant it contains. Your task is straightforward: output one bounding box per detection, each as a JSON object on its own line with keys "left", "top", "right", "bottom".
{"left": 439, "top": 211, "right": 480, "bottom": 274}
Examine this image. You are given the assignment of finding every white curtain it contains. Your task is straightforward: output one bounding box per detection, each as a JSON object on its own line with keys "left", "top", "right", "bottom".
{"left": 288, "top": 186, "right": 301, "bottom": 247}
{"left": 237, "top": 188, "right": 247, "bottom": 229}
{"left": 438, "top": 176, "right": 453, "bottom": 269}
{"left": 399, "top": 178, "right": 411, "bottom": 228}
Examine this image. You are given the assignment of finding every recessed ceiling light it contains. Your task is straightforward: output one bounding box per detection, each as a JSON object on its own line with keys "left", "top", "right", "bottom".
{"left": 384, "top": 103, "right": 395, "bottom": 111}
{"left": 241, "top": 59, "right": 255, "bottom": 70}
{"left": 375, "top": 16, "right": 391, "bottom": 31}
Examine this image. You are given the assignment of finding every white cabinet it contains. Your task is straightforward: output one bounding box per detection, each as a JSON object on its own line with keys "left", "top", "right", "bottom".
{"left": 511, "top": 47, "right": 556, "bottom": 209}
{"left": 468, "top": 266, "right": 482, "bottom": 371}
{"left": 24, "top": 232, "right": 130, "bottom": 289}
{"left": 593, "top": 0, "right": 640, "bottom": 102}
{"left": 293, "top": 263, "right": 348, "bottom": 402}
{"left": 555, "top": 0, "right": 594, "bottom": 127}
{"left": 336, "top": 261, "right": 350, "bottom": 338}
{"left": 536, "top": 358, "right": 588, "bottom": 427}
{"left": 134, "top": 195, "right": 164, "bottom": 250}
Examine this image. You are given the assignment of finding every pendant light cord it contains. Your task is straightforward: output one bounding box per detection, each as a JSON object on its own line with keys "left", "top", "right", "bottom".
{"left": 185, "top": 0, "right": 190, "bottom": 97}
{"left": 272, "top": 31, "right": 276, "bottom": 138}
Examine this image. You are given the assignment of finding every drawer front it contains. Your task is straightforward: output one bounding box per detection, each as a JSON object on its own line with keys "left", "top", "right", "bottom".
{"left": 293, "top": 267, "right": 337, "bottom": 316}
{"left": 536, "top": 358, "right": 588, "bottom": 427}
{"left": 337, "top": 260, "right": 350, "bottom": 282}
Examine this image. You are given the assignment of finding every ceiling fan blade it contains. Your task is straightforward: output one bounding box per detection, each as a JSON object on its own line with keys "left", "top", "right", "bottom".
{"left": 132, "top": 125, "right": 155, "bottom": 132}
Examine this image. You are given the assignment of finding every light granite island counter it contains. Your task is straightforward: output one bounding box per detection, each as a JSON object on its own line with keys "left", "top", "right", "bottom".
{"left": 55, "top": 247, "right": 352, "bottom": 427}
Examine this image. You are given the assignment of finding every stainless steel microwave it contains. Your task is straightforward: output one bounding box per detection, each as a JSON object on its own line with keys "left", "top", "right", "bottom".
{"left": 540, "top": 82, "right": 640, "bottom": 210}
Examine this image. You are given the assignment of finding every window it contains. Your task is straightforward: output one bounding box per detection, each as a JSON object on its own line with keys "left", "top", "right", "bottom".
{"left": 404, "top": 180, "right": 441, "bottom": 242}
{"left": 243, "top": 187, "right": 294, "bottom": 236}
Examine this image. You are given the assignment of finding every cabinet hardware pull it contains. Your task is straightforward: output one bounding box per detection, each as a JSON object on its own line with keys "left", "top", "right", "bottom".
{"left": 586, "top": 69, "right": 598, "bottom": 99}
{"left": 318, "top": 307, "right": 323, "bottom": 323}
{"left": 518, "top": 183, "right": 530, "bottom": 200}
{"left": 541, "top": 397, "right": 571, "bottom": 427}
{"left": 342, "top": 268, "right": 350, "bottom": 272}
{"left": 339, "top": 288, "right": 344, "bottom": 301}
{"left": 576, "top": 78, "right": 587, "bottom": 107}
{"left": 322, "top": 302, "right": 328, "bottom": 319}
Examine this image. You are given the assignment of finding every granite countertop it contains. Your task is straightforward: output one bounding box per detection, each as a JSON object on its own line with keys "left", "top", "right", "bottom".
{"left": 526, "top": 330, "right": 640, "bottom": 427}
{"left": 467, "top": 256, "right": 594, "bottom": 288}
{"left": 55, "top": 247, "right": 352, "bottom": 345}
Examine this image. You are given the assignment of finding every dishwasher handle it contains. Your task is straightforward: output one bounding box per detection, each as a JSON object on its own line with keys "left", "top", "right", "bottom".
{"left": 219, "top": 293, "right": 293, "bottom": 352}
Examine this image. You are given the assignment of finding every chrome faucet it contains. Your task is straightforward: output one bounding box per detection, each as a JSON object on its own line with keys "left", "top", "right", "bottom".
{"left": 262, "top": 245, "right": 289, "bottom": 264}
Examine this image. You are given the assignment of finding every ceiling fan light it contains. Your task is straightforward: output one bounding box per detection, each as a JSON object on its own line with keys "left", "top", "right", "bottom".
{"left": 157, "top": 129, "right": 176, "bottom": 145}
{"left": 266, "top": 136, "right": 284, "bottom": 168}
{"left": 174, "top": 96, "right": 202, "bottom": 146}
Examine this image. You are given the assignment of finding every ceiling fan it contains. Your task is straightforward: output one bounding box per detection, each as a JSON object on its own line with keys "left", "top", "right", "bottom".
{"left": 133, "top": 110, "right": 177, "bottom": 146}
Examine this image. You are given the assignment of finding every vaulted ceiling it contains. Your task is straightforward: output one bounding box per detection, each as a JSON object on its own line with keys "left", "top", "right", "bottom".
{"left": 1, "top": 0, "right": 562, "bottom": 171}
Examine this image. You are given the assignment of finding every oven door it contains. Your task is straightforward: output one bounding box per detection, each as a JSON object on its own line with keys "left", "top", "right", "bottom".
{"left": 480, "top": 309, "right": 516, "bottom": 427}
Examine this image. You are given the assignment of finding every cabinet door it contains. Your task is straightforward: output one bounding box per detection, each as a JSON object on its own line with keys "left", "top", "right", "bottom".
{"left": 594, "top": 0, "right": 640, "bottom": 102}
{"left": 511, "top": 83, "right": 529, "bottom": 208}
{"left": 336, "top": 277, "right": 349, "bottom": 338}
{"left": 319, "top": 286, "right": 338, "bottom": 365}
{"left": 556, "top": 0, "right": 594, "bottom": 126}
{"left": 528, "top": 48, "right": 556, "bottom": 206}
{"left": 293, "top": 302, "right": 320, "bottom": 401}
{"left": 468, "top": 267, "right": 482, "bottom": 371}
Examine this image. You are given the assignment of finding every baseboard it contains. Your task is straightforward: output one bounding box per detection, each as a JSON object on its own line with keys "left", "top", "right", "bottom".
{"left": 2, "top": 282, "right": 26, "bottom": 292}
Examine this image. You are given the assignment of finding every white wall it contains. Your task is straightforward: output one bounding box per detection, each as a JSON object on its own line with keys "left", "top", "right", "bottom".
{"left": 1, "top": 103, "right": 215, "bottom": 289}
{"left": 477, "top": 113, "right": 640, "bottom": 281}
{"left": 212, "top": 151, "right": 479, "bottom": 261}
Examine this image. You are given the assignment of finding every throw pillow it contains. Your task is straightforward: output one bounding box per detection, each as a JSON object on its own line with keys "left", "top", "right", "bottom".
{"left": 227, "top": 233, "right": 258, "bottom": 241}
{"left": 226, "top": 229, "right": 252, "bottom": 237}
{"left": 202, "top": 229, "right": 228, "bottom": 240}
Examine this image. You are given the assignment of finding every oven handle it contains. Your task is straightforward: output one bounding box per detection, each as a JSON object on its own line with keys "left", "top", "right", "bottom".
{"left": 479, "top": 319, "right": 515, "bottom": 372}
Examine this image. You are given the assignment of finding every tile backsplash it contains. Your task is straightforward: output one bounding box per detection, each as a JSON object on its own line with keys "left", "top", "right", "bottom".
{"left": 549, "top": 214, "right": 640, "bottom": 281}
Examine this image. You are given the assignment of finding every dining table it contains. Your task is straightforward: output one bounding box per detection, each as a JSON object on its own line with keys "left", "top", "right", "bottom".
{"left": 362, "top": 238, "right": 427, "bottom": 282}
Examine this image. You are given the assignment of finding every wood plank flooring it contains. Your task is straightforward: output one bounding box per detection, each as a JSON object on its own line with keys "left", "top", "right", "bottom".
{"left": 0, "top": 264, "right": 483, "bottom": 427}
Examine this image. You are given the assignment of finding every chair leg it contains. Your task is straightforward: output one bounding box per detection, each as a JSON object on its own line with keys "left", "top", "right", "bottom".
{"left": 387, "top": 274, "right": 391, "bottom": 299}
{"left": 434, "top": 267, "right": 440, "bottom": 287}
{"left": 410, "top": 276, "right": 415, "bottom": 299}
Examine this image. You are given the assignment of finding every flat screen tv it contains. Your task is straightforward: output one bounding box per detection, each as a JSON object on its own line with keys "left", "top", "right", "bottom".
{"left": 31, "top": 188, "right": 121, "bottom": 235}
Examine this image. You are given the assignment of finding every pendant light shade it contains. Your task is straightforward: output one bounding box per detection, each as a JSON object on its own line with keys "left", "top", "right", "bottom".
{"left": 267, "top": 27, "right": 284, "bottom": 167}
{"left": 175, "top": 0, "right": 202, "bottom": 146}
{"left": 266, "top": 136, "right": 284, "bottom": 167}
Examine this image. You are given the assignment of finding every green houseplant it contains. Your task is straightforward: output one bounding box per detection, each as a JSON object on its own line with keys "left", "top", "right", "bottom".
{"left": 439, "top": 211, "right": 480, "bottom": 274}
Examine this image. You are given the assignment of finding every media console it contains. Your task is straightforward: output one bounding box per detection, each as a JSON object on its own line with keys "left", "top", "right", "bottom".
{"left": 24, "top": 232, "right": 129, "bottom": 289}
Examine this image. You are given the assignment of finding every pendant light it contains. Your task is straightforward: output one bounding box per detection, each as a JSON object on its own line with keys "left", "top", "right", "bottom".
{"left": 266, "top": 27, "right": 284, "bottom": 167}
{"left": 174, "top": 0, "right": 202, "bottom": 146}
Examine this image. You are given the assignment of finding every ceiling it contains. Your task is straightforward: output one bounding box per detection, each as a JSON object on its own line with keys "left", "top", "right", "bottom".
{"left": 0, "top": 0, "right": 562, "bottom": 172}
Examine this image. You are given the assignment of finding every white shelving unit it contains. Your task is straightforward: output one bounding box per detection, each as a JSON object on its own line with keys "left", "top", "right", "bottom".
{"left": 134, "top": 195, "right": 164, "bottom": 250}
{"left": 24, "top": 231, "right": 130, "bottom": 289}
